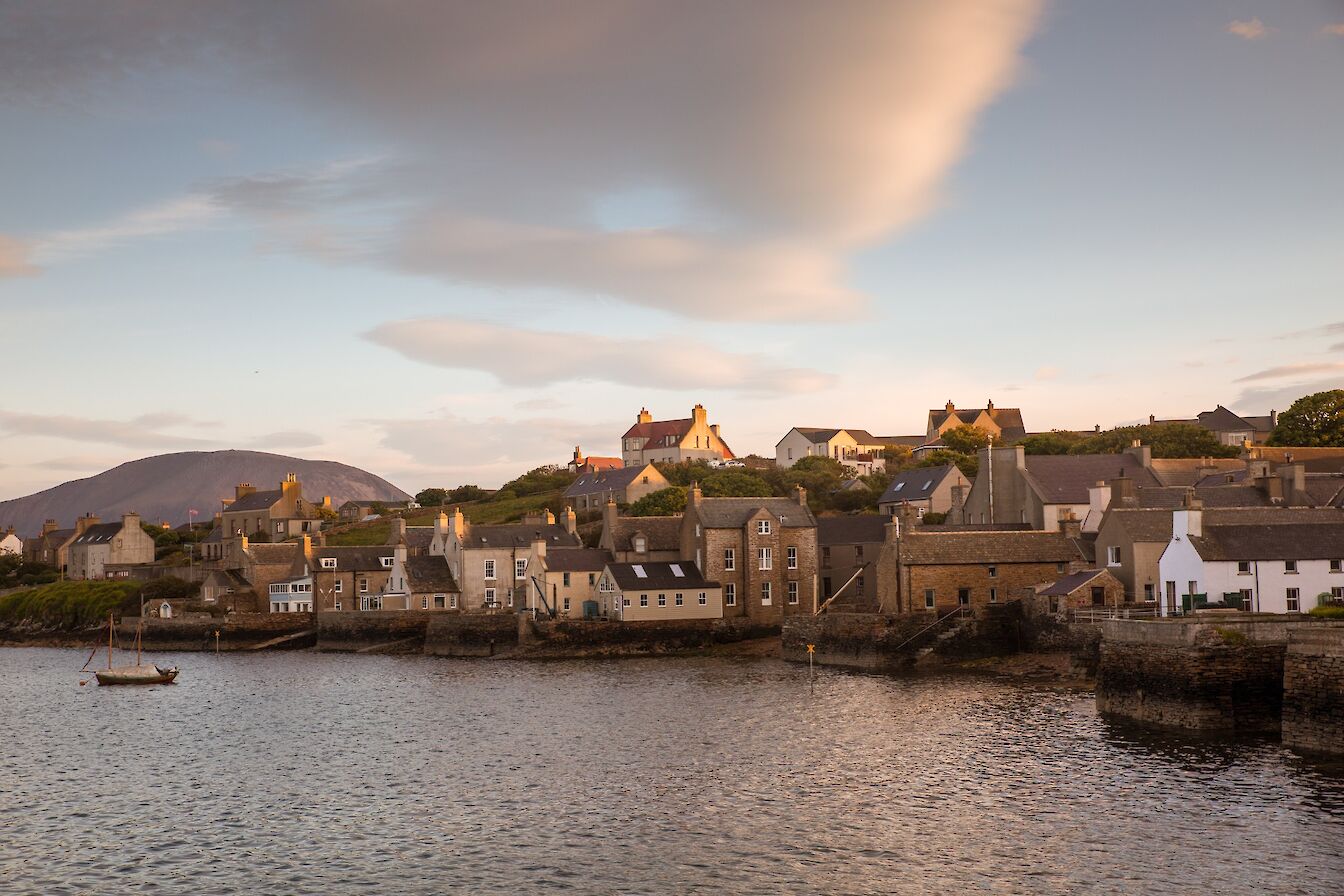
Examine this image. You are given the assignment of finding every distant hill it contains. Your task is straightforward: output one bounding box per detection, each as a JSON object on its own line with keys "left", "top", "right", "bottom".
{"left": 0, "top": 450, "right": 410, "bottom": 536}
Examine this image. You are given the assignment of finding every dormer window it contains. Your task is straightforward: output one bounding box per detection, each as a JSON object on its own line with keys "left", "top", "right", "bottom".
{"left": 757, "top": 520, "right": 772, "bottom": 536}
{"left": 381, "top": 557, "right": 394, "bottom": 568}
{"left": 321, "top": 557, "right": 337, "bottom": 569}
{"left": 634, "top": 536, "right": 647, "bottom": 553}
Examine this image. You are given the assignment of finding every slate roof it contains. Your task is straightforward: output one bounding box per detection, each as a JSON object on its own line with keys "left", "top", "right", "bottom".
{"left": 1023, "top": 454, "right": 1161, "bottom": 504}
{"left": 71, "top": 522, "right": 126, "bottom": 545}
{"left": 606, "top": 561, "right": 719, "bottom": 591}
{"left": 879, "top": 465, "right": 958, "bottom": 505}
{"left": 1101, "top": 506, "right": 1344, "bottom": 544}
{"left": 1196, "top": 405, "right": 1256, "bottom": 433}
{"left": 1149, "top": 458, "right": 1244, "bottom": 487}
{"left": 694, "top": 497, "right": 817, "bottom": 529}
{"left": 608, "top": 515, "right": 682, "bottom": 553}
{"left": 1305, "top": 475, "right": 1344, "bottom": 508}
{"left": 404, "top": 527, "right": 434, "bottom": 553}
{"left": 788, "top": 427, "right": 844, "bottom": 445}
{"left": 544, "top": 548, "right": 613, "bottom": 572}
{"left": 225, "top": 489, "right": 284, "bottom": 513}
{"left": 404, "top": 556, "right": 459, "bottom": 593}
{"left": 817, "top": 515, "right": 888, "bottom": 546}
{"left": 312, "top": 545, "right": 396, "bottom": 571}
{"left": 922, "top": 523, "right": 1033, "bottom": 532}
{"left": 900, "top": 531, "right": 1084, "bottom": 565}
{"left": 564, "top": 465, "right": 657, "bottom": 498}
{"left": 1189, "top": 523, "right": 1344, "bottom": 562}
{"left": 1196, "top": 469, "right": 1248, "bottom": 487}
{"left": 202, "top": 526, "right": 224, "bottom": 544}
{"left": 1039, "top": 569, "right": 1109, "bottom": 596}
{"left": 245, "top": 543, "right": 307, "bottom": 578}
{"left": 928, "top": 406, "right": 1027, "bottom": 440}
{"left": 1136, "top": 485, "right": 1272, "bottom": 509}
{"left": 465, "top": 524, "right": 581, "bottom": 550}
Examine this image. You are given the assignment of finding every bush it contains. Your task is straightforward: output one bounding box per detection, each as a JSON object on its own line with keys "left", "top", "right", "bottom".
{"left": 629, "top": 487, "right": 687, "bottom": 517}
{"left": 1308, "top": 605, "right": 1344, "bottom": 619}
{"left": 498, "top": 466, "right": 576, "bottom": 497}
{"left": 0, "top": 580, "right": 142, "bottom": 630}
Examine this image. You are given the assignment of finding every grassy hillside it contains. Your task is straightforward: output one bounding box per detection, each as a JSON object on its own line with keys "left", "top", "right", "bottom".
{"left": 0, "top": 581, "right": 142, "bottom": 629}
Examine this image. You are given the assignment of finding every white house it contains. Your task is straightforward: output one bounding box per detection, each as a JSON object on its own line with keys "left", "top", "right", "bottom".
{"left": 1157, "top": 500, "right": 1344, "bottom": 615}
{"left": 0, "top": 526, "right": 21, "bottom": 556}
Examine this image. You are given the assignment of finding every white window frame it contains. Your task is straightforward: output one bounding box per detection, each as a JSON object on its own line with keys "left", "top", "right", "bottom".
{"left": 450, "top": 594, "right": 458, "bottom": 609}
{"left": 1285, "top": 560, "right": 1298, "bottom": 574}
{"left": 675, "top": 593, "right": 684, "bottom": 606}
{"left": 757, "top": 520, "right": 772, "bottom": 536}
{"left": 515, "top": 558, "right": 527, "bottom": 580}
{"left": 1238, "top": 561, "right": 1251, "bottom": 574}
{"left": 758, "top": 547, "right": 772, "bottom": 571}
{"left": 334, "top": 601, "right": 342, "bottom": 611}
{"left": 321, "top": 557, "right": 337, "bottom": 569}
{"left": 1107, "top": 546, "right": 1121, "bottom": 566}
{"left": 787, "top": 547, "right": 797, "bottom": 570}
{"left": 334, "top": 580, "right": 342, "bottom": 594}
{"left": 1286, "top": 587, "right": 1300, "bottom": 612}
{"left": 787, "top": 581, "right": 798, "bottom": 604}
{"left": 484, "top": 559, "right": 497, "bottom": 580}
{"left": 640, "top": 594, "right": 649, "bottom": 607}
{"left": 724, "top": 548, "right": 735, "bottom": 571}
{"left": 421, "top": 596, "right": 429, "bottom": 609}
{"left": 760, "top": 582, "right": 772, "bottom": 606}
{"left": 698, "top": 592, "right": 707, "bottom": 605}
{"left": 485, "top": 587, "right": 497, "bottom": 606}
{"left": 658, "top": 593, "right": 667, "bottom": 607}
{"left": 725, "top": 583, "right": 736, "bottom": 606}
{"left": 359, "top": 579, "right": 369, "bottom": 594}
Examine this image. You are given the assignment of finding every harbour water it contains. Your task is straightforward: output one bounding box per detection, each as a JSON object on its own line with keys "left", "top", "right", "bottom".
{"left": 2, "top": 648, "right": 1342, "bottom": 895}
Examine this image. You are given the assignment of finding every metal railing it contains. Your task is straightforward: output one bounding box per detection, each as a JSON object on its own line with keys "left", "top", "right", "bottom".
{"left": 1070, "top": 606, "right": 1160, "bottom": 623}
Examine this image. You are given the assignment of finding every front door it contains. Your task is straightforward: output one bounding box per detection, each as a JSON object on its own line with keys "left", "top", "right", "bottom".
{"left": 958, "top": 588, "right": 970, "bottom": 606}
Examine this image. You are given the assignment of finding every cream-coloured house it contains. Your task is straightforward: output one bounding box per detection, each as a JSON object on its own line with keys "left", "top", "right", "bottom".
{"left": 219, "top": 474, "right": 327, "bottom": 542}
{"left": 924, "top": 400, "right": 1027, "bottom": 444}
{"left": 66, "top": 513, "right": 155, "bottom": 580}
{"left": 599, "top": 561, "right": 723, "bottom": 621}
{"left": 431, "top": 507, "right": 582, "bottom": 611}
{"left": 563, "top": 463, "right": 669, "bottom": 511}
{"left": 775, "top": 428, "right": 915, "bottom": 468}
{"left": 534, "top": 548, "right": 614, "bottom": 618}
{"left": 620, "top": 404, "right": 733, "bottom": 467}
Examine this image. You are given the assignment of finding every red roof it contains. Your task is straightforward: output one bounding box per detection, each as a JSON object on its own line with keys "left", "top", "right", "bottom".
{"left": 622, "top": 417, "right": 733, "bottom": 459}
{"left": 581, "top": 457, "right": 624, "bottom": 472}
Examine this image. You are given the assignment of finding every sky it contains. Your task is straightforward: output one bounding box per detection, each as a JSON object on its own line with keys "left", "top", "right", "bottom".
{"left": 1, "top": 1, "right": 1342, "bottom": 499}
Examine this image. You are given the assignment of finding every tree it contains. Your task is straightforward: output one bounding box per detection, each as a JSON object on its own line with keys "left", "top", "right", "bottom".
{"left": 882, "top": 445, "right": 913, "bottom": 466}
{"left": 449, "top": 485, "right": 487, "bottom": 503}
{"left": 628, "top": 487, "right": 687, "bottom": 517}
{"left": 141, "top": 576, "right": 199, "bottom": 602}
{"left": 1017, "top": 430, "right": 1084, "bottom": 455}
{"left": 416, "top": 487, "right": 448, "bottom": 507}
{"left": 918, "top": 448, "right": 978, "bottom": 480}
{"left": 1072, "top": 423, "right": 1237, "bottom": 458}
{"left": 653, "top": 459, "right": 716, "bottom": 487}
{"left": 1267, "top": 390, "right": 1344, "bottom": 447}
{"left": 940, "top": 424, "right": 991, "bottom": 454}
{"left": 700, "top": 470, "right": 773, "bottom": 497}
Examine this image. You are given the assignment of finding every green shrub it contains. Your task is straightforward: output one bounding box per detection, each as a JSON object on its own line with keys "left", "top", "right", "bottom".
{"left": 1308, "top": 605, "right": 1344, "bottom": 619}
{"left": 0, "top": 580, "right": 142, "bottom": 629}
{"left": 1214, "top": 626, "right": 1249, "bottom": 646}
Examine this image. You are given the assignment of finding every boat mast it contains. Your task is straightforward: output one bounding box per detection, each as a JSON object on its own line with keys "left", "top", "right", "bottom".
{"left": 136, "top": 621, "right": 142, "bottom": 665}
{"left": 107, "top": 612, "right": 114, "bottom": 669}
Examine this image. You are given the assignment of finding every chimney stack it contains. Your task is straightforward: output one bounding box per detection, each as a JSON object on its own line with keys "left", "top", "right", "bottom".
{"left": 561, "top": 506, "right": 577, "bottom": 535}
{"left": 236, "top": 483, "right": 257, "bottom": 500}
{"left": 986, "top": 398, "right": 995, "bottom": 417}
{"left": 637, "top": 407, "right": 652, "bottom": 424}
{"left": 689, "top": 482, "right": 703, "bottom": 506}
{"left": 793, "top": 484, "right": 807, "bottom": 506}
{"left": 945, "top": 399, "right": 955, "bottom": 414}
{"left": 1060, "top": 511, "right": 1082, "bottom": 540}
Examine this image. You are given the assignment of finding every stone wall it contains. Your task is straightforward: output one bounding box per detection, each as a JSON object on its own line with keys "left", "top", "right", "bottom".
{"left": 424, "top": 614, "right": 519, "bottom": 657}
{"left": 1282, "top": 624, "right": 1344, "bottom": 755}
{"left": 521, "top": 616, "right": 772, "bottom": 656}
{"left": 118, "top": 613, "right": 314, "bottom": 652}
{"left": 781, "top": 605, "right": 1022, "bottom": 673}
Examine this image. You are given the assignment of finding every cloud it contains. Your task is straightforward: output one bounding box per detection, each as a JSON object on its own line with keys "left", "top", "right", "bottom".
{"left": 1235, "top": 376, "right": 1343, "bottom": 411}
{"left": 1321, "top": 24, "right": 1344, "bottom": 37}
{"left": 1, "top": 1, "right": 1043, "bottom": 320}
{"left": 365, "top": 317, "right": 836, "bottom": 394}
{"left": 29, "top": 195, "right": 221, "bottom": 265}
{"left": 0, "top": 235, "right": 38, "bottom": 277}
{"left": 1331, "top": 342, "right": 1344, "bottom": 353}
{"left": 252, "top": 431, "right": 325, "bottom": 450}
{"left": 1234, "top": 362, "right": 1344, "bottom": 383}
{"left": 1275, "top": 320, "right": 1344, "bottom": 340}
{"left": 1034, "top": 366, "right": 1058, "bottom": 381}
{"left": 0, "top": 408, "right": 218, "bottom": 450}
{"left": 1227, "top": 18, "right": 1269, "bottom": 40}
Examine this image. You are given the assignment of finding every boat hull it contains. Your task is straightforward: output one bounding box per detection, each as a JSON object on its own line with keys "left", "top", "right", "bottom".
{"left": 95, "top": 664, "right": 179, "bottom": 686}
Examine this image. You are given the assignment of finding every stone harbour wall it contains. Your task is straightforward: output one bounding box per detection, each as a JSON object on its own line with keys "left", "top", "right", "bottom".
{"left": 1282, "top": 625, "right": 1344, "bottom": 756}
{"left": 522, "top": 616, "right": 773, "bottom": 656}
{"left": 118, "top": 614, "right": 315, "bottom": 652}
{"left": 781, "top": 605, "right": 1022, "bottom": 673}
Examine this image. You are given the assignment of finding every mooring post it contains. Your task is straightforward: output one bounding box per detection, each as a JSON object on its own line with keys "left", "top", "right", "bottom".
{"left": 807, "top": 643, "right": 815, "bottom": 695}
{"left": 215, "top": 630, "right": 220, "bottom": 655}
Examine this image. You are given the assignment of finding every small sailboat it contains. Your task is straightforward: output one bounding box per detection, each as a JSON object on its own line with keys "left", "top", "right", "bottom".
{"left": 82, "top": 613, "right": 179, "bottom": 686}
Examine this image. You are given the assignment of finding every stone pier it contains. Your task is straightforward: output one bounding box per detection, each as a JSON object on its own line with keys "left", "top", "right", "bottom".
{"left": 1282, "top": 624, "right": 1344, "bottom": 755}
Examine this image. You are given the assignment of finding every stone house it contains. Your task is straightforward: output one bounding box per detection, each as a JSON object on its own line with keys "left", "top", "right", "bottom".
{"left": 599, "top": 561, "right": 723, "bottom": 622}
{"left": 1149, "top": 406, "right": 1277, "bottom": 446}
{"left": 310, "top": 544, "right": 398, "bottom": 612}
{"left": 1037, "top": 569, "right": 1126, "bottom": 612}
{"left": 875, "top": 510, "right": 1088, "bottom": 614}
{"left": 1158, "top": 499, "right": 1344, "bottom": 615}
{"left": 924, "top": 400, "right": 1027, "bottom": 445}
{"left": 220, "top": 475, "right": 326, "bottom": 541}
{"left": 774, "top": 428, "right": 915, "bottom": 469}
{"left": 562, "top": 463, "right": 669, "bottom": 512}
{"left": 229, "top": 538, "right": 309, "bottom": 613}
{"left": 817, "top": 515, "right": 886, "bottom": 611}
{"left": 66, "top": 513, "right": 155, "bottom": 580}
{"left": 534, "top": 548, "right": 614, "bottom": 618}
{"left": 0, "top": 526, "right": 21, "bottom": 556}
{"left": 383, "top": 549, "right": 461, "bottom": 611}
{"left": 431, "top": 508, "right": 581, "bottom": 612}
{"left": 620, "top": 404, "right": 734, "bottom": 467}
{"left": 23, "top": 517, "right": 88, "bottom": 572}
{"left": 877, "top": 464, "right": 970, "bottom": 518}
{"left": 599, "top": 502, "right": 683, "bottom": 563}
{"left": 680, "top": 486, "right": 818, "bottom": 623}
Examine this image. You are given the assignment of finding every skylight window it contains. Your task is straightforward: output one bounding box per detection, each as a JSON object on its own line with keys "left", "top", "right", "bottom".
{"left": 922, "top": 480, "right": 933, "bottom": 490}
{"left": 670, "top": 564, "right": 684, "bottom": 577}
{"left": 632, "top": 564, "right": 647, "bottom": 578}
{"left": 893, "top": 482, "right": 904, "bottom": 491}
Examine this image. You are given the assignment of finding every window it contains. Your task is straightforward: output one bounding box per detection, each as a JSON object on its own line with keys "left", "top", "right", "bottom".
{"left": 1143, "top": 583, "right": 1155, "bottom": 603}
{"left": 1331, "top": 559, "right": 1343, "bottom": 573}
{"left": 1106, "top": 546, "right": 1121, "bottom": 566}
{"left": 359, "top": 579, "right": 369, "bottom": 593}
{"left": 725, "top": 583, "right": 736, "bottom": 606}
{"left": 588, "top": 573, "right": 596, "bottom": 586}
{"left": 788, "top": 546, "right": 798, "bottom": 569}
{"left": 1333, "top": 586, "right": 1344, "bottom": 599}
{"left": 640, "top": 594, "right": 649, "bottom": 607}
{"left": 1285, "top": 560, "right": 1298, "bottom": 574}
{"left": 623, "top": 598, "right": 631, "bottom": 607}
{"left": 434, "top": 594, "right": 446, "bottom": 609}
{"left": 1238, "top": 561, "right": 1251, "bottom": 574}
{"left": 515, "top": 558, "right": 527, "bottom": 579}
{"left": 421, "top": 596, "right": 429, "bottom": 609}
{"left": 988, "top": 565, "right": 998, "bottom": 579}
{"left": 695, "top": 524, "right": 701, "bottom": 537}
{"left": 506, "top": 592, "right": 513, "bottom": 608}
{"left": 989, "top": 588, "right": 998, "bottom": 603}
{"left": 698, "top": 592, "right": 707, "bottom": 605}
{"left": 894, "top": 482, "right": 905, "bottom": 492}
{"left": 958, "top": 588, "right": 970, "bottom": 606}
{"left": 484, "top": 559, "right": 497, "bottom": 580}
{"left": 757, "top": 520, "right": 772, "bottom": 535}
{"left": 761, "top": 582, "right": 772, "bottom": 605}
{"left": 484, "top": 588, "right": 497, "bottom": 606}
{"left": 853, "top": 545, "right": 863, "bottom": 562}
{"left": 1240, "top": 589, "right": 1253, "bottom": 610}
{"left": 822, "top": 546, "right": 831, "bottom": 565}
{"left": 634, "top": 536, "right": 647, "bottom": 553}
{"left": 563, "top": 572, "right": 571, "bottom": 587}
{"left": 724, "top": 548, "right": 735, "bottom": 571}
{"left": 788, "top": 581, "right": 798, "bottom": 604}
{"left": 758, "top": 547, "right": 773, "bottom": 570}
{"left": 658, "top": 593, "right": 667, "bottom": 606}
{"left": 334, "top": 601, "right": 342, "bottom": 611}
{"left": 380, "top": 557, "right": 394, "bottom": 568}
{"left": 563, "top": 597, "right": 571, "bottom": 612}
{"left": 450, "top": 594, "right": 458, "bottom": 609}
{"left": 675, "top": 593, "right": 684, "bottom": 606}
{"left": 334, "top": 580, "right": 343, "bottom": 594}
{"left": 321, "top": 557, "right": 337, "bottom": 569}
{"left": 924, "top": 589, "right": 935, "bottom": 609}
{"left": 1057, "top": 563, "right": 1067, "bottom": 574}
{"left": 1286, "top": 587, "right": 1300, "bottom": 612}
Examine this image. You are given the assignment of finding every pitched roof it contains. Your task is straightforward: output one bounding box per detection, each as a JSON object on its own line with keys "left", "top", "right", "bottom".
{"left": 564, "top": 465, "right": 657, "bottom": 498}
{"left": 465, "top": 523, "right": 581, "bottom": 550}
{"left": 1149, "top": 458, "right": 1244, "bottom": 487}
{"left": 579, "top": 456, "right": 624, "bottom": 471}
{"left": 225, "top": 489, "right": 284, "bottom": 513}
{"left": 879, "top": 465, "right": 958, "bottom": 505}
{"left": 605, "top": 561, "right": 718, "bottom": 591}
{"left": 817, "top": 515, "right": 888, "bottom": 546}
{"left": 788, "top": 427, "right": 845, "bottom": 445}
{"left": 404, "top": 526, "right": 434, "bottom": 553}
{"left": 1189, "top": 523, "right": 1344, "bottom": 562}
{"left": 544, "top": 548, "right": 613, "bottom": 572}
{"left": 312, "top": 545, "right": 396, "bottom": 570}
{"left": 622, "top": 417, "right": 693, "bottom": 445}
{"left": 694, "top": 497, "right": 817, "bottom": 529}
{"left": 900, "top": 530, "right": 1083, "bottom": 565}
{"left": 929, "top": 406, "right": 1027, "bottom": 439}
{"left": 70, "top": 522, "right": 126, "bottom": 544}
{"left": 607, "top": 515, "right": 682, "bottom": 553}
{"left": 1022, "top": 454, "right": 1160, "bottom": 504}
{"left": 1305, "top": 474, "right": 1344, "bottom": 508}
{"left": 1038, "top": 569, "right": 1109, "bottom": 596}
{"left": 1136, "top": 485, "right": 1272, "bottom": 509}
{"left": 1102, "top": 506, "right": 1344, "bottom": 544}
{"left": 404, "top": 555, "right": 459, "bottom": 593}
{"left": 202, "top": 526, "right": 224, "bottom": 544}
{"left": 245, "top": 542, "right": 307, "bottom": 578}
{"left": 1196, "top": 405, "right": 1255, "bottom": 433}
